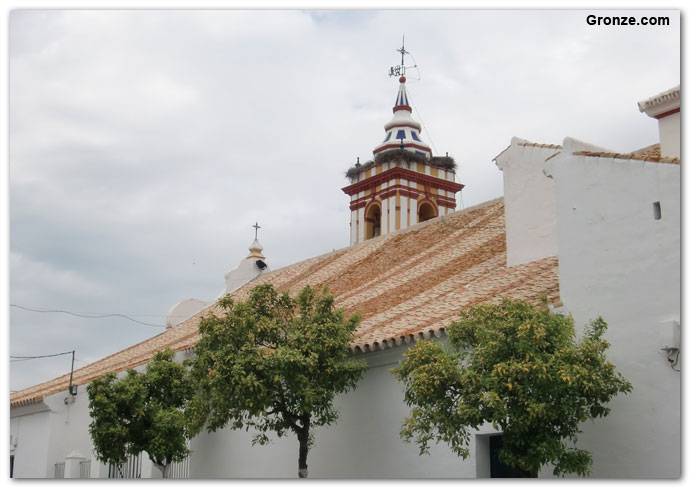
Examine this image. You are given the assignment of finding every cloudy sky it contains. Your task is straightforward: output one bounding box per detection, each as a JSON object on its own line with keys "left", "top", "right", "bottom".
{"left": 7, "top": 8, "right": 680, "bottom": 392}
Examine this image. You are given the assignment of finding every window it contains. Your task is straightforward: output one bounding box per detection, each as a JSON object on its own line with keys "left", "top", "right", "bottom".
{"left": 396, "top": 129, "right": 406, "bottom": 140}
{"left": 411, "top": 131, "right": 421, "bottom": 141}
{"left": 418, "top": 202, "right": 437, "bottom": 222}
{"left": 383, "top": 131, "right": 392, "bottom": 142}
{"left": 365, "top": 204, "right": 382, "bottom": 240}
{"left": 653, "top": 201, "right": 662, "bottom": 220}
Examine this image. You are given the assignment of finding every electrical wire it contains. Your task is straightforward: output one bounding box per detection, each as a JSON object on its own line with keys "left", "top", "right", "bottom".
{"left": 10, "top": 350, "right": 74, "bottom": 362}
{"left": 407, "top": 87, "right": 439, "bottom": 157}
{"left": 404, "top": 52, "right": 440, "bottom": 157}
{"left": 10, "top": 304, "right": 166, "bottom": 328}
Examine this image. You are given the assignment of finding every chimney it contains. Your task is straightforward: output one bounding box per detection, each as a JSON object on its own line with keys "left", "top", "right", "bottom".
{"left": 493, "top": 137, "right": 561, "bottom": 267}
{"left": 638, "top": 85, "right": 680, "bottom": 159}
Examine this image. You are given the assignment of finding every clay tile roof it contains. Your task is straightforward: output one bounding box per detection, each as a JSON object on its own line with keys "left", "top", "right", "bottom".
{"left": 492, "top": 140, "right": 563, "bottom": 162}
{"left": 630, "top": 143, "right": 661, "bottom": 158}
{"left": 544, "top": 151, "right": 561, "bottom": 162}
{"left": 573, "top": 149, "right": 680, "bottom": 165}
{"left": 517, "top": 140, "right": 563, "bottom": 150}
{"left": 492, "top": 144, "right": 511, "bottom": 162}
{"left": 10, "top": 197, "right": 561, "bottom": 408}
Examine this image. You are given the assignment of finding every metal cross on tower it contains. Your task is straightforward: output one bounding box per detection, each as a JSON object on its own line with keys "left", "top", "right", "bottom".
{"left": 389, "top": 35, "right": 416, "bottom": 78}
{"left": 398, "top": 35, "right": 409, "bottom": 67}
{"left": 253, "top": 222, "right": 261, "bottom": 240}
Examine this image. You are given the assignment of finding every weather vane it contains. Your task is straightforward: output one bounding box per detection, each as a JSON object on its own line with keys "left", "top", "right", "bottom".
{"left": 253, "top": 222, "right": 261, "bottom": 240}
{"left": 388, "top": 35, "right": 417, "bottom": 78}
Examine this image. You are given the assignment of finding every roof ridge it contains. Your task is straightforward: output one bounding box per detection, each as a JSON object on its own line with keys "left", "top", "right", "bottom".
{"left": 517, "top": 141, "right": 563, "bottom": 150}
{"left": 573, "top": 150, "right": 680, "bottom": 165}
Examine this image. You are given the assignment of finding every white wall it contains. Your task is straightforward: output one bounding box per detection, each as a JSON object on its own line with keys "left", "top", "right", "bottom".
{"left": 544, "top": 138, "right": 681, "bottom": 478}
{"left": 659, "top": 112, "right": 680, "bottom": 158}
{"left": 10, "top": 387, "right": 97, "bottom": 479}
{"left": 189, "top": 345, "right": 485, "bottom": 478}
{"left": 494, "top": 137, "right": 560, "bottom": 267}
{"left": 10, "top": 404, "right": 53, "bottom": 478}
{"left": 9, "top": 353, "right": 192, "bottom": 479}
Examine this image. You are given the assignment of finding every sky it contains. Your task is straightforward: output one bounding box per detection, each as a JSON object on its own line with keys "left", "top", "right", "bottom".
{"left": 6, "top": 8, "right": 681, "bottom": 393}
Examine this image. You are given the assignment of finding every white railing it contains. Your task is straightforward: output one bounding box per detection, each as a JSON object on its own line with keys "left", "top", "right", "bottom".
{"left": 108, "top": 453, "right": 142, "bottom": 479}
{"left": 168, "top": 455, "right": 190, "bottom": 479}
{"left": 79, "top": 459, "right": 91, "bottom": 478}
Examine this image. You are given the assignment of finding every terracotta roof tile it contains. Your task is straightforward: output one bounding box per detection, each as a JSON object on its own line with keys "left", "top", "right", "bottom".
{"left": 493, "top": 140, "right": 563, "bottom": 162}
{"left": 573, "top": 150, "right": 679, "bottom": 165}
{"left": 544, "top": 151, "right": 561, "bottom": 162}
{"left": 517, "top": 141, "right": 562, "bottom": 150}
{"left": 10, "top": 197, "right": 560, "bottom": 408}
{"left": 630, "top": 143, "right": 661, "bottom": 158}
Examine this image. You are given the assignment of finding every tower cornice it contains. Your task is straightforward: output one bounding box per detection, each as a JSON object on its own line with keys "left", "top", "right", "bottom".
{"left": 342, "top": 165, "right": 464, "bottom": 196}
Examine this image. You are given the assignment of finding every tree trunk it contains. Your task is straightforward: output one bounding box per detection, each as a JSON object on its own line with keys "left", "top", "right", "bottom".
{"left": 297, "top": 420, "right": 310, "bottom": 478}
{"left": 154, "top": 462, "right": 170, "bottom": 478}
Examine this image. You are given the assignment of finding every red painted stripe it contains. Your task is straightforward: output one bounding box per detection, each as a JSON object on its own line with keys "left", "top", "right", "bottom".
{"left": 373, "top": 143, "right": 430, "bottom": 155}
{"left": 342, "top": 166, "right": 464, "bottom": 196}
{"left": 654, "top": 107, "right": 680, "bottom": 119}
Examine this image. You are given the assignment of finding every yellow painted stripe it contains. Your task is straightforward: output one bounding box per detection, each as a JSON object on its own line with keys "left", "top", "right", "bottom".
{"left": 356, "top": 211, "right": 359, "bottom": 242}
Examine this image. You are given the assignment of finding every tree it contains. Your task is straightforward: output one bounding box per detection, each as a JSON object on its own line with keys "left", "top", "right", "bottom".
{"left": 393, "top": 299, "right": 632, "bottom": 477}
{"left": 87, "top": 348, "right": 192, "bottom": 478}
{"left": 187, "top": 284, "right": 367, "bottom": 478}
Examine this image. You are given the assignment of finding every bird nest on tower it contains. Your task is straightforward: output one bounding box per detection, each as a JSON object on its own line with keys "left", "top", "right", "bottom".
{"left": 345, "top": 149, "right": 456, "bottom": 180}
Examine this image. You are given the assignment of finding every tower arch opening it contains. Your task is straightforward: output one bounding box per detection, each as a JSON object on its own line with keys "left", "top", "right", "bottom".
{"left": 365, "top": 203, "right": 382, "bottom": 240}
{"left": 418, "top": 201, "right": 437, "bottom": 222}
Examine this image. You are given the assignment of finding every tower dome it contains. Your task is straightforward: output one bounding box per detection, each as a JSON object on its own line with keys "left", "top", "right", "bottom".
{"left": 373, "top": 76, "right": 432, "bottom": 159}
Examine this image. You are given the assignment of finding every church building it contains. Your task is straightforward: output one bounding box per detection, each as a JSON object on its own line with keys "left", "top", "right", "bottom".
{"left": 9, "top": 66, "right": 680, "bottom": 478}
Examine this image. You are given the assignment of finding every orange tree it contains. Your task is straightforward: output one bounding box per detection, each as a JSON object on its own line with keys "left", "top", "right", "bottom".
{"left": 187, "top": 284, "right": 367, "bottom": 478}
{"left": 87, "top": 349, "right": 192, "bottom": 478}
{"left": 393, "top": 299, "right": 632, "bottom": 477}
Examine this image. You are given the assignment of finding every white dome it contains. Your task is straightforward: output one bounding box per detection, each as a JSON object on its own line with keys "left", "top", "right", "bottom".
{"left": 373, "top": 76, "right": 432, "bottom": 159}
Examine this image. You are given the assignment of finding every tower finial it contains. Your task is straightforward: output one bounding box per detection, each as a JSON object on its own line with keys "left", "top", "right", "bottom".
{"left": 398, "top": 35, "right": 407, "bottom": 69}
{"left": 252, "top": 221, "right": 261, "bottom": 240}
{"left": 389, "top": 35, "right": 416, "bottom": 79}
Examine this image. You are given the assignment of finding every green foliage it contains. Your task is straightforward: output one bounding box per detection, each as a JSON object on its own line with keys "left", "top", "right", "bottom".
{"left": 393, "top": 299, "right": 632, "bottom": 477}
{"left": 187, "top": 284, "right": 367, "bottom": 477}
{"left": 87, "top": 349, "right": 192, "bottom": 477}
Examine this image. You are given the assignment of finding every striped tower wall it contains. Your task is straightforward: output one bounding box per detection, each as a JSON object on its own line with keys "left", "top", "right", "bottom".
{"left": 344, "top": 160, "right": 464, "bottom": 245}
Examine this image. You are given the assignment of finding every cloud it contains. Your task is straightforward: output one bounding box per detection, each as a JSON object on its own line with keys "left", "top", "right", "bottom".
{"left": 10, "top": 252, "right": 111, "bottom": 301}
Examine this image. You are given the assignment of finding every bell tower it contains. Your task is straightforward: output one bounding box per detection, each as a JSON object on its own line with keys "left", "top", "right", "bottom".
{"left": 343, "top": 41, "right": 464, "bottom": 245}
